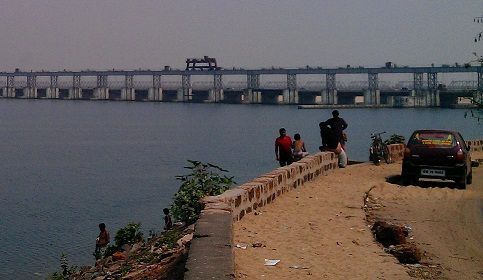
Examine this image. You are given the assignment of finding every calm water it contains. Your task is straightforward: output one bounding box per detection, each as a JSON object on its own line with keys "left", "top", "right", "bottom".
{"left": 0, "top": 99, "right": 481, "bottom": 279}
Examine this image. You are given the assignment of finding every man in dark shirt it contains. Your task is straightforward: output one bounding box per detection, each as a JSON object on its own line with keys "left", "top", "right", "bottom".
{"left": 319, "top": 121, "right": 338, "bottom": 151}
{"left": 275, "top": 128, "right": 293, "bottom": 167}
{"left": 326, "top": 110, "right": 348, "bottom": 149}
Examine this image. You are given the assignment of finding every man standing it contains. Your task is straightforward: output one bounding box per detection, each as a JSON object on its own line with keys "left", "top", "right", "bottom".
{"left": 326, "top": 110, "right": 348, "bottom": 149}
{"left": 275, "top": 128, "right": 293, "bottom": 167}
{"left": 94, "top": 223, "right": 110, "bottom": 260}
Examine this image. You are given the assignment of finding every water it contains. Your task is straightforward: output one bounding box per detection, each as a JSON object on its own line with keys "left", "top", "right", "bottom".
{"left": 0, "top": 99, "right": 480, "bottom": 279}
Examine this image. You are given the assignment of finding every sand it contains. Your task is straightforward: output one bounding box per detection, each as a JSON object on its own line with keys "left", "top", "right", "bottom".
{"left": 234, "top": 153, "right": 483, "bottom": 280}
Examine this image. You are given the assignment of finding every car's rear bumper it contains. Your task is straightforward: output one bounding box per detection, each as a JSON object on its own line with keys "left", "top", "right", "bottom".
{"left": 402, "top": 161, "right": 467, "bottom": 181}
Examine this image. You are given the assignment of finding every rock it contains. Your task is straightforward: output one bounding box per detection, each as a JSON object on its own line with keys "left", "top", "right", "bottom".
{"left": 388, "top": 243, "right": 422, "bottom": 264}
{"left": 176, "top": 233, "right": 193, "bottom": 247}
{"left": 130, "top": 242, "right": 143, "bottom": 254}
{"left": 112, "top": 251, "right": 127, "bottom": 261}
{"left": 123, "top": 267, "right": 148, "bottom": 279}
{"left": 122, "top": 244, "right": 133, "bottom": 253}
{"left": 107, "top": 263, "right": 121, "bottom": 273}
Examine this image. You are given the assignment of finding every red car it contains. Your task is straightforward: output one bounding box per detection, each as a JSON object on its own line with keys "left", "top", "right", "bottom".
{"left": 401, "top": 130, "right": 475, "bottom": 189}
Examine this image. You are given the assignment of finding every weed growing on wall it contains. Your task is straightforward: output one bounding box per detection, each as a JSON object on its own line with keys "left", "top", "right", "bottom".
{"left": 171, "top": 160, "right": 235, "bottom": 224}
{"left": 47, "top": 253, "right": 77, "bottom": 280}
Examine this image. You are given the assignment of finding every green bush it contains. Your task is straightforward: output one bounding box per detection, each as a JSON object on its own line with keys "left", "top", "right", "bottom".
{"left": 171, "top": 160, "right": 235, "bottom": 224}
{"left": 114, "top": 222, "right": 144, "bottom": 248}
{"left": 384, "top": 134, "right": 405, "bottom": 145}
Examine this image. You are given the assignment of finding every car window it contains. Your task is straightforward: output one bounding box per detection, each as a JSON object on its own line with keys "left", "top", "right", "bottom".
{"left": 409, "top": 132, "right": 456, "bottom": 147}
{"left": 457, "top": 132, "right": 468, "bottom": 150}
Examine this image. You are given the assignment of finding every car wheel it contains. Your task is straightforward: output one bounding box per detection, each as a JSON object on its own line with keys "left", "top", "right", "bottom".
{"left": 401, "top": 174, "right": 414, "bottom": 186}
{"left": 402, "top": 176, "right": 410, "bottom": 186}
{"left": 467, "top": 171, "right": 472, "bottom": 185}
{"left": 456, "top": 177, "right": 467, "bottom": 189}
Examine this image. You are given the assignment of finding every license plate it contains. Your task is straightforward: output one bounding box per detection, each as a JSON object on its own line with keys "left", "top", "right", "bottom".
{"left": 421, "top": 169, "right": 445, "bottom": 177}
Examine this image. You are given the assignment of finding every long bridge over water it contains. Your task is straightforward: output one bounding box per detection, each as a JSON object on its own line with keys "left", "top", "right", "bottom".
{"left": 1, "top": 66, "right": 482, "bottom": 107}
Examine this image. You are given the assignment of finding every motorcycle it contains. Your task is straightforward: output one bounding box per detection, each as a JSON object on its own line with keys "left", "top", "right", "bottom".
{"left": 369, "top": 131, "right": 392, "bottom": 165}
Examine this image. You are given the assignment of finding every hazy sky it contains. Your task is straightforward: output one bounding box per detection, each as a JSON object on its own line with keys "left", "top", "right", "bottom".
{"left": 0, "top": 0, "right": 482, "bottom": 71}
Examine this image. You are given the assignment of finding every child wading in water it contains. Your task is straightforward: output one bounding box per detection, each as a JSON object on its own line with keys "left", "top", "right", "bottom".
{"left": 292, "top": 133, "right": 309, "bottom": 161}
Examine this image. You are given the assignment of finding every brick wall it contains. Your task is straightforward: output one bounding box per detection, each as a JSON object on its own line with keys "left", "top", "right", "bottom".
{"left": 201, "top": 152, "right": 338, "bottom": 221}
{"left": 467, "top": 139, "right": 483, "bottom": 152}
{"left": 388, "top": 143, "right": 405, "bottom": 162}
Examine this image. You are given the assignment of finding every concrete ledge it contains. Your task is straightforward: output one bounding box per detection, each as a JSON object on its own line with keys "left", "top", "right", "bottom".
{"left": 184, "top": 210, "right": 234, "bottom": 280}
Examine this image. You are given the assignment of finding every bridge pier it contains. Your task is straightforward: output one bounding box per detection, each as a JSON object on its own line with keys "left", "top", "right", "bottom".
{"left": 364, "top": 90, "right": 380, "bottom": 105}
{"left": 148, "top": 87, "right": 163, "bottom": 101}
{"left": 121, "top": 75, "right": 135, "bottom": 101}
{"left": 121, "top": 88, "right": 135, "bottom": 101}
{"left": 23, "top": 76, "right": 37, "bottom": 98}
{"left": 282, "top": 89, "right": 298, "bottom": 104}
{"left": 94, "top": 88, "right": 109, "bottom": 100}
{"left": 324, "top": 90, "right": 338, "bottom": 104}
{"left": 243, "top": 89, "right": 261, "bottom": 104}
{"left": 46, "top": 88, "right": 59, "bottom": 98}
{"left": 412, "top": 90, "right": 440, "bottom": 107}
{"left": 208, "top": 89, "right": 224, "bottom": 102}
{"left": 23, "top": 87, "right": 38, "bottom": 98}
{"left": 177, "top": 88, "right": 192, "bottom": 102}
{"left": 69, "top": 88, "right": 83, "bottom": 99}
{"left": 2, "top": 87, "right": 15, "bottom": 98}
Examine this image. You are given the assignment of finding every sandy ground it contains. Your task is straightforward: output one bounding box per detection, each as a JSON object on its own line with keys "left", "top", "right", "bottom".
{"left": 234, "top": 153, "right": 483, "bottom": 280}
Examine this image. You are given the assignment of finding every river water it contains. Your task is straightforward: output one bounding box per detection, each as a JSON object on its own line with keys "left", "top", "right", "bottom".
{"left": 0, "top": 99, "right": 480, "bottom": 279}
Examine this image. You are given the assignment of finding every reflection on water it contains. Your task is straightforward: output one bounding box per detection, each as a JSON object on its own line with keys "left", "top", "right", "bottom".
{"left": 0, "top": 99, "right": 480, "bottom": 278}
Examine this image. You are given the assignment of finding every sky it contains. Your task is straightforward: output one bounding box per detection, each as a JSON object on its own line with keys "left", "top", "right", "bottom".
{"left": 0, "top": 0, "right": 482, "bottom": 72}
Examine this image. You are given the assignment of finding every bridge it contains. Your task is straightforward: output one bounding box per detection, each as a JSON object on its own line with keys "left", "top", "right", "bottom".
{"left": 0, "top": 66, "right": 481, "bottom": 107}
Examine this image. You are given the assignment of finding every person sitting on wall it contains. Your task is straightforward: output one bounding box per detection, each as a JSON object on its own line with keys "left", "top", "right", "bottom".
{"left": 292, "top": 133, "right": 309, "bottom": 161}
{"left": 275, "top": 128, "right": 293, "bottom": 167}
{"left": 319, "top": 122, "right": 347, "bottom": 168}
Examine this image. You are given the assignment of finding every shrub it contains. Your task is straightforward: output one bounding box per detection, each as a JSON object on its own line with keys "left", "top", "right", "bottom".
{"left": 114, "top": 222, "right": 144, "bottom": 248}
{"left": 171, "top": 160, "right": 235, "bottom": 224}
{"left": 384, "top": 134, "right": 405, "bottom": 145}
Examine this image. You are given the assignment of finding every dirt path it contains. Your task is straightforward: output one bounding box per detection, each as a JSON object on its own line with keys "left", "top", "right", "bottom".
{"left": 234, "top": 157, "right": 482, "bottom": 280}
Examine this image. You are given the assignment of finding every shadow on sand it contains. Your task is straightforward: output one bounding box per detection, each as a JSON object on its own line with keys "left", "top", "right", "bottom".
{"left": 386, "top": 175, "right": 460, "bottom": 189}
